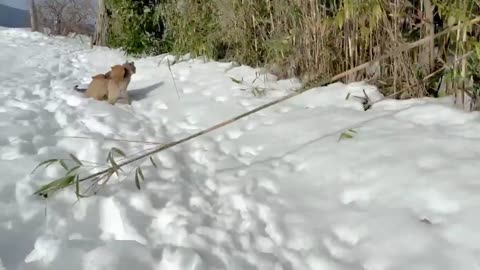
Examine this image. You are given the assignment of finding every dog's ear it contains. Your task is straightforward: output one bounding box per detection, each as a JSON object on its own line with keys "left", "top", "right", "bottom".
{"left": 130, "top": 62, "right": 136, "bottom": 73}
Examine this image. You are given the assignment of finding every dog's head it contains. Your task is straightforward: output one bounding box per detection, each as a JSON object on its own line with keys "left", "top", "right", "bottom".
{"left": 123, "top": 61, "right": 136, "bottom": 75}
{"left": 110, "top": 65, "right": 126, "bottom": 80}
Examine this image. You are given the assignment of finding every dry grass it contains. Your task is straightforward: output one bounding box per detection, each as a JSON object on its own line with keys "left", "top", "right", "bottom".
{"left": 157, "top": 0, "right": 479, "bottom": 99}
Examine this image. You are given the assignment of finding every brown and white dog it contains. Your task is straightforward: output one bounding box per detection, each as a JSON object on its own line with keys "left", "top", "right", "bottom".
{"left": 104, "top": 61, "right": 136, "bottom": 104}
{"left": 74, "top": 61, "right": 136, "bottom": 105}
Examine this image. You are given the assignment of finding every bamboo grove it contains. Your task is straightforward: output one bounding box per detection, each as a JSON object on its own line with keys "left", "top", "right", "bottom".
{"left": 101, "top": 0, "right": 480, "bottom": 105}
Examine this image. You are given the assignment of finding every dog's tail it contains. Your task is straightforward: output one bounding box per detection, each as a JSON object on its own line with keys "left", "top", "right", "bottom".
{"left": 73, "top": 85, "right": 87, "bottom": 93}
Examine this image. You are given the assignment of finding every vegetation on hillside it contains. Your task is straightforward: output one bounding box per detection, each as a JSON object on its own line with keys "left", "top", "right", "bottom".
{"left": 103, "top": 0, "right": 479, "bottom": 105}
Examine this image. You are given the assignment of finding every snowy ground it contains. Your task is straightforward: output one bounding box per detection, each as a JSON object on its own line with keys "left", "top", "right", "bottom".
{"left": 1, "top": 27, "right": 480, "bottom": 270}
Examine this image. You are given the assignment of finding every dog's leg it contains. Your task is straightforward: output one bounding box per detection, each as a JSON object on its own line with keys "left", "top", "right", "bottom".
{"left": 108, "top": 87, "right": 120, "bottom": 105}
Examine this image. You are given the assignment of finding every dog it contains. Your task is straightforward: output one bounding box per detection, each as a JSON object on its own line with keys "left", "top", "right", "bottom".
{"left": 74, "top": 61, "right": 136, "bottom": 104}
{"left": 79, "top": 65, "right": 126, "bottom": 104}
{"left": 104, "top": 61, "right": 136, "bottom": 104}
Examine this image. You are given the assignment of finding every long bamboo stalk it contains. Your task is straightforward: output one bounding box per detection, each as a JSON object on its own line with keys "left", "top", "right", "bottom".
{"left": 78, "top": 16, "right": 480, "bottom": 184}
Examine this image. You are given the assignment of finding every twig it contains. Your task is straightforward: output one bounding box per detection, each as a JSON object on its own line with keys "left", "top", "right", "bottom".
{"left": 167, "top": 59, "right": 181, "bottom": 99}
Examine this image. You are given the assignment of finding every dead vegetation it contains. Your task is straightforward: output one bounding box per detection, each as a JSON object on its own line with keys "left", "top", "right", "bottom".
{"left": 155, "top": 0, "right": 480, "bottom": 106}
{"left": 33, "top": 0, "right": 95, "bottom": 37}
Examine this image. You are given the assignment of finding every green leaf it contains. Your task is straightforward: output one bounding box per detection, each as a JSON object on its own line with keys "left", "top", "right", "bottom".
{"left": 135, "top": 168, "right": 140, "bottom": 190}
{"left": 149, "top": 156, "right": 157, "bottom": 168}
{"left": 230, "top": 77, "right": 242, "bottom": 84}
{"left": 59, "top": 160, "right": 69, "bottom": 171}
{"left": 31, "top": 159, "right": 58, "bottom": 174}
{"left": 111, "top": 147, "right": 126, "bottom": 158}
{"left": 137, "top": 167, "right": 145, "bottom": 181}
{"left": 69, "top": 153, "right": 83, "bottom": 166}
{"left": 338, "top": 129, "right": 357, "bottom": 141}
{"left": 135, "top": 175, "right": 141, "bottom": 190}
{"left": 345, "top": 92, "right": 351, "bottom": 100}
{"left": 75, "top": 175, "right": 80, "bottom": 197}
{"left": 66, "top": 166, "right": 81, "bottom": 176}
{"left": 33, "top": 175, "right": 75, "bottom": 196}
{"left": 339, "top": 132, "right": 354, "bottom": 140}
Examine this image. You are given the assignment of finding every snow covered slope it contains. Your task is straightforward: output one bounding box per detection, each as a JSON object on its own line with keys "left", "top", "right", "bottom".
{"left": 1, "top": 27, "right": 480, "bottom": 270}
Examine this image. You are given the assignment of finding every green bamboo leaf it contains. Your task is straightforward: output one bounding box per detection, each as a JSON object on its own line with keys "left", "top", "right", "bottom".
{"left": 66, "top": 166, "right": 81, "bottom": 176}
{"left": 33, "top": 178, "right": 62, "bottom": 195}
{"left": 51, "top": 175, "right": 75, "bottom": 190}
{"left": 230, "top": 77, "right": 242, "bottom": 84}
{"left": 149, "top": 156, "right": 157, "bottom": 168}
{"left": 59, "top": 160, "right": 69, "bottom": 171}
{"left": 33, "top": 175, "right": 75, "bottom": 196}
{"left": 31, "top": 159, "right": 58, "bottom": 174}
{"left": 340, "top": 133, "right": 353, "bottom": 140}
{"left": 338, "top": 129, "right": 357, "bottom": 141}
{"left": 111, "top": 147, "right": 126, "bottom": 158}
{"left": 137, "top": 167, "right": 145, "bottom": 181}
{"left": 134, "top": 169, "right": 141, "bottom": 189}
{"left": 69, "top": 153, "right": 83, "bottom": 166}
{"left": 75, "top": 175, "right": 80, "bottom": 198}
{"left": 135, "top": 175, "right": 141, "bottom": 190}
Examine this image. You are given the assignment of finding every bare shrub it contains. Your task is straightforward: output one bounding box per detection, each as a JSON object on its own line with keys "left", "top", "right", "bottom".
{"left": 36, "top": 0, "right": 95, "bottom": 37}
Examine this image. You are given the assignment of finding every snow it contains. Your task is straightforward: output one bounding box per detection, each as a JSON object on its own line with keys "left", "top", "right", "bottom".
{"left": 1, "top": 27, "right": 480, "bottom": 270}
